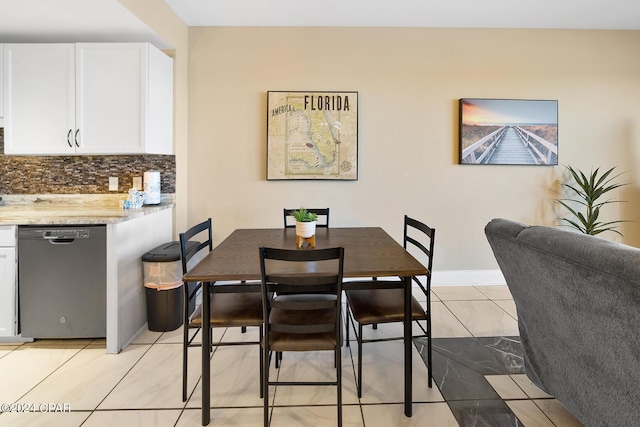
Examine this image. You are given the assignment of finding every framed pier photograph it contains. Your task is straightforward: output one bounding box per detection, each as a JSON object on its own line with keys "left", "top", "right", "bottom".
{"left": 459, "top": 98, "right": 558, "bottom": 166}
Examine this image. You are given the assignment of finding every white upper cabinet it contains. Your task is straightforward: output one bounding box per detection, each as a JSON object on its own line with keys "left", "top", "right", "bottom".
{"left": 75, "top": 43, "right": 173, "bottom": 155}
{"left": 3, "top": 44, "right": 75, "bottom": 154}
{"left": 0, "top": 43, "right": 4, "bottom": 119}
{"left": 2, "top": 43, "right": 173, "bottom": 155}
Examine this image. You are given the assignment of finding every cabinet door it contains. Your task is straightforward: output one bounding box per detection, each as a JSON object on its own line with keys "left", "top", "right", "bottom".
{"left": 76, "top": 43, "right": 146, "bottom": 154}
{"left": 147, "top": 45, "right": 173, "bottom": 155}
{"left": 3, "top": 44, "right": 76, "bottom": 155}
{"left": 0, "top": 247, "right": 17, "bottom": 337}
{"left": 0, "top": 43, "right": 4, "bottom": 118}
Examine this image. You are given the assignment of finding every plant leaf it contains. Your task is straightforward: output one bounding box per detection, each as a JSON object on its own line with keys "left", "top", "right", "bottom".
{"left": 556, "top": 165, "right": 628, "bottom": 236}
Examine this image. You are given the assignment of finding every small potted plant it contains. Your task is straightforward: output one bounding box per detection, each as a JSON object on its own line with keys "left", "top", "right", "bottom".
{"left": 291, "top": 207, "right": 318, "bottom": 238}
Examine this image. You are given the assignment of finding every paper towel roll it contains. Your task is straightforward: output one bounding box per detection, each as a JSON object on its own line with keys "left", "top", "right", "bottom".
{"left": 143, "top": 171, "right": 161, "bottom": 205}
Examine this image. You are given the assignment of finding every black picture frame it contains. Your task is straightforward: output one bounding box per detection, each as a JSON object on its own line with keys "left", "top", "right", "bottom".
{"left": 266, "top": 91, "right": 358, "bottom": 180}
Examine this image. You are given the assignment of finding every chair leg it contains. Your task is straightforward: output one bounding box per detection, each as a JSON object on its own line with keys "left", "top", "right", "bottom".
{"left": 259, "top": 327, "right": 264, "bottom": 398}
{"left": 337, "top": 344, "right": 343, "bottom": 427}
{"left": 182, "top": 285, "right": 189, "bottom": 402}
{"left": 345, "top": 304, "right": 351, "bottom": 346}
{"left": 357, "top": 323, "right": 363, "bottom": 398}
{"left": 426, "top": 290, "right": 433, "bottom": 388}
{"left": 263, "top": 343, "right": 270, "bottom": 427}
{"left": 427, "top": 317, "right": 433, "bottom": 388}
{"left": 182, "top": 324, "right": 189, "bottom": 402}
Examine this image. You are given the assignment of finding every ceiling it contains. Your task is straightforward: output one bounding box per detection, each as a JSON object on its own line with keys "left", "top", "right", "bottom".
{"left": 0, "top": 0, "right": 171, "bottom": 48}
{"left": 164, "top": 0, "right": 640, "bottom": 30}
{"left": 0, "top": 0, "right": 638, "bottom": 52}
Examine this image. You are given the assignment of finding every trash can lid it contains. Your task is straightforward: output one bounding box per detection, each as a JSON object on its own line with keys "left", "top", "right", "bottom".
{"left": 142, "top": 241, "right": 200, "bottom": 262}
{"left": 144, "top": 280, "right": 183, "bottom": 290}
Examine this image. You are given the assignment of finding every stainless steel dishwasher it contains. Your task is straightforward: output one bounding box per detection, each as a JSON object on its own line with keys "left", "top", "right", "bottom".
{"left": 18, "top": 225, "right": 107, "bottom": 338}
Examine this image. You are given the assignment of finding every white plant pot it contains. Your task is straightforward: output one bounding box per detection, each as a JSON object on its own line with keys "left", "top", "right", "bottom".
{"left": 295, "top": 221, "right": 317, "bottom": 238}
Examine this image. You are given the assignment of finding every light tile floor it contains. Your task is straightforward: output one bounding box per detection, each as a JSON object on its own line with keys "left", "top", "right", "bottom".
{"left": 0, "top": 285, "right": 584, "bottom": 427}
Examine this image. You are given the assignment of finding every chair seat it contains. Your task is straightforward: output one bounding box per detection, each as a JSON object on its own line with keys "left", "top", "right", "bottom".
{"left": 190, "top": 292, "right": 263, "bottom": 327}
{"left": 268, "top": 330, "right": 337, "bottom": 352}
{"left": 346, "top": 288, "right": 427, "bottom": 325}
{"left": 267, "top": 305, "right": 338, "bottom": 351}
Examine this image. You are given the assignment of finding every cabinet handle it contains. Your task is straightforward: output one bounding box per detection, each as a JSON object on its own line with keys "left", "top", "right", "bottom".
{"left": 67, "top": 129, "right": 73, "bottom": 148}
{"left": 74, "top": 129, "right": 80, "bottom": 148}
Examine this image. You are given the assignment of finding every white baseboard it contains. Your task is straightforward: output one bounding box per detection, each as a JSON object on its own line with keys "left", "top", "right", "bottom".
{"left": 431, "top": 269, "right": 506, "bottom": 286}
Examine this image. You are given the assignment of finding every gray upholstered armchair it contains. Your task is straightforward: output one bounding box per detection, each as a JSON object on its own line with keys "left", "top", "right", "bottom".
{"left": 485, "top": 218, "right": 640, "bottom": 427}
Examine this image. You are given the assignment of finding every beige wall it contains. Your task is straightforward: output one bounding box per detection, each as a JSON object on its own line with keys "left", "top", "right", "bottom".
{"left": 109, "top": 5, "right": 640, "bottom": 279}
{"left": 186, "top": 27, "right": 640, "bottom": 280}
{"left": 118, "top": 0, "right": 189, "bottom": 237}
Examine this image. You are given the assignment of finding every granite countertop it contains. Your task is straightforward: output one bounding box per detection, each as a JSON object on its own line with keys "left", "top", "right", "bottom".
{"left": 0, "top": 194, "right": 175, "bottom": 225}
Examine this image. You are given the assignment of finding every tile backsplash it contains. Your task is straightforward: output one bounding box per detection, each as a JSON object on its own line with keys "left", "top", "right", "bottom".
{"left": 0, "top": 128, "right": 176, "bottom": 194}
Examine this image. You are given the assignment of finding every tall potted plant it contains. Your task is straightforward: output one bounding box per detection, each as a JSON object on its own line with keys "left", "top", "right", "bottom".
{"left": 557, "top": 165, "right": 628, "bottom": 236}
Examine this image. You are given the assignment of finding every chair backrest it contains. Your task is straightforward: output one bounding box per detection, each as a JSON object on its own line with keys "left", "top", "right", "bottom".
{"left": 283, "top": 208, "right": 330, "bottom": 228}
{"left": 259, "top": 246, "right": 344, "bottom": 336}
{"left": 403, "top": 215, "right": 435, "bottom": 292}
{"left": 179, "top": 218, "right": 213, "bottom": 275}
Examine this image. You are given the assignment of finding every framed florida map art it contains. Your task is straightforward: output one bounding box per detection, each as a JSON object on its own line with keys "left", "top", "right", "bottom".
{"left": 267, "top": 91, "right": 358, "bottom": 180}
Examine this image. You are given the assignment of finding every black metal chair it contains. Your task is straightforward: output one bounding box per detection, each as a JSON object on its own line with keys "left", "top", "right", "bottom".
{"left": 179, "top": 218, "right": 264, "bottom": 402}
{"left": 345, "top": 215, "right": 434, "bottom": 397}
{"left": 277, "top": 207, "right": 331, "bottom": 365}
{"left": 283, "top": 208, "right": 330, "bottom": 228}
{"left": 259, "top": 246, "right": 345, "bottom": 427}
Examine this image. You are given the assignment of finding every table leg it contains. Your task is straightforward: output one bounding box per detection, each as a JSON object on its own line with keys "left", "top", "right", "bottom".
{"left": 202, "top": 282, "right": 210, "bottom": 425}
{"left": 404, "top": 276, "right": 413, "bottom": 417}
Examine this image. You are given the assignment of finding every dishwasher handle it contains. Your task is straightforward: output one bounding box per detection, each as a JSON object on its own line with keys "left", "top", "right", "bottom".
{"left": 43, "top": 236, "right": 76, "bottom": 244}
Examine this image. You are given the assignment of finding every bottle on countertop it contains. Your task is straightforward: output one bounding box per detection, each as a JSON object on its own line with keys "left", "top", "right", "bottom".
{"left": 143, "top": 171, "right": 161, "bottom": 205}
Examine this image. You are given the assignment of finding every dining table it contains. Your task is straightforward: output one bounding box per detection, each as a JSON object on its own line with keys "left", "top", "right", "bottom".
{"left": 182, "top": 226, "right": 429, "bottom": 426}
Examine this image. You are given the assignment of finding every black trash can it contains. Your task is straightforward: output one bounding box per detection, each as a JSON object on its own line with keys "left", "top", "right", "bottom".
{"left": 142, "top": 241, "right": 199, "bottom": 332}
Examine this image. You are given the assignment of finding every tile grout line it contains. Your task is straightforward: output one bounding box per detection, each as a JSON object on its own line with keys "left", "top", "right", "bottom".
{"left": 12, "top": 340, "right": 93, "bottom": 407}
{"left": 78, "top": 342, "right": 171, "bottom": 424}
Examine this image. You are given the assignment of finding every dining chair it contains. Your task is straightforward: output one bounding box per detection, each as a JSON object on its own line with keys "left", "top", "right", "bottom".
{"left": 259, "top": 246, "right": 345, "bottom": 427}
{"left": 278, "top": 207, "right": 331, "bottom": 365}
{"left": 345, "top": 215, "right": 435, "bottom": 397}
{"left": 179, "top": 218, "right": 264, "bottom": 402}
{"left": 283, "top": 208, "right": 330, "bottom": 228}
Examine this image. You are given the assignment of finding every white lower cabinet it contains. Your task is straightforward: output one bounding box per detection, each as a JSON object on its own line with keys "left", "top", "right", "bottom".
{"left": 3, "top": 42, "right": 173, "bottom": 155}
{"left": 0, "top": 226, "right": 17, "bottom": 337}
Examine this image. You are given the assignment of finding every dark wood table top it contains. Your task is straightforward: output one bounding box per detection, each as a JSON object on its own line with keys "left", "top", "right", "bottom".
{"left": 183, "top": 227, "right": 428, "bottom": 282}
